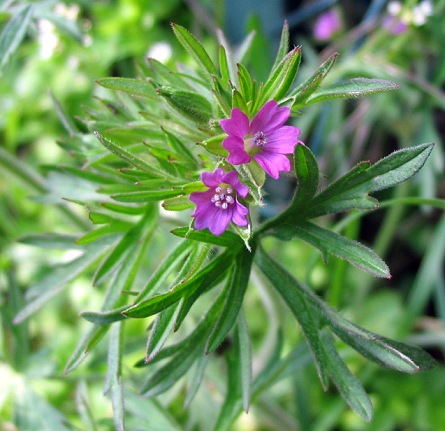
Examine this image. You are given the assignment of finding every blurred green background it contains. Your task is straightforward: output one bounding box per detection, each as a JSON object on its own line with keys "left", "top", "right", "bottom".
{"left": 1, "top": 0, "right": 444, "bottom": 430}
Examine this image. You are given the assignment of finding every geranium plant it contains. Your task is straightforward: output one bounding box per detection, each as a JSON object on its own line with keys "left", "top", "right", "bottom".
{"left": 15, "top": 22, "right": 436, "bottom": 429}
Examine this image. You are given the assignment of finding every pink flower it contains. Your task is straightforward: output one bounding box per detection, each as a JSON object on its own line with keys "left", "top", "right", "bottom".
{"left": 220, "top": 101, "right": 302, "bottom": 179}
{"left": 313, "top": 9, "right": 342, "bottom": 41}
{"left": 190, "top": 168, "right": 249, "bottom": 236}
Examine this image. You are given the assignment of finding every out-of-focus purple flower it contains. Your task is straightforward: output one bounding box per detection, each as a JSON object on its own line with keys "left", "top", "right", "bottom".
{"left": 383, "top": 16, "right": 408, "bottom": 34}
{"left": 313, "top": 9, "right": 342, "bottom": 41}
{"left": 190, "top": 168, "right": 249, "bottom": 236}
{"left": 220, "top": 101, "right": 302, "bottom": 179}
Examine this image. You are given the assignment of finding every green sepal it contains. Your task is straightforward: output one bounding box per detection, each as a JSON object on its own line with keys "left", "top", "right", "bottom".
{"left": 219, "top": 45, "right": 231, "bottom": 85}
{"left": 212, "top": 76, "right": 232, "bottom": 117}
{"left": 156, "top": 86, "right": 213, "bottom": 125}
{"left": 199, "top": 134, "right": 229, "bottom": 157}
{"left": 237, "top": 63, "right": 254, "bottom": 105}
{"left": 232, "top": 88, "right": 248, "bottom": 112}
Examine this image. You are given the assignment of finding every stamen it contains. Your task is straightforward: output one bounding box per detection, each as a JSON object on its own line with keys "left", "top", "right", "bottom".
{"left": 211, "top": 185, "right": 236, "bottom": 210}
{"left": 253, "top": 131, "right": 267, "bottom": 146}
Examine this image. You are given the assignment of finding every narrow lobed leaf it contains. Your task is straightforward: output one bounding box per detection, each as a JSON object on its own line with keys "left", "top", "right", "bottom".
{"left": 306, "top": 78, "right": 399, "bottom": 105}
{"left": 171, "top": 23, "right": 218, "bottom": 78}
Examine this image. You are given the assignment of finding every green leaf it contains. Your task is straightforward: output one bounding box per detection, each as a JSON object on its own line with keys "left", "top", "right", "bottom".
{"left": 95, "top": 77, "right": 157, "bottom": 99}
{"left": 305, "top": 143, "right": 434, "bottom": 218}
{"left": 206, "top": 249, "right": 254, "bottom": 353}
{"left": 306, "top": 78, "right": 399, "bottom": 105}
{"left": 271, "top": 20, "right": 290, "bottom": 72}
{"left": 162, "top": 128, "right": 198, "bottom": 168}
{"left": 145, "top": 300, "right": 184, "bottom": 363}
{"left": 237, "top": 63, "right": 254, "bottom": 103}
{"left": 65, "top": 325, "right": 110, "bottom": 373}
{"left": 278, "top": 221, "right": 390, "bottom": 278}
{"left": 93, "top": 132, "right": 164, "bottom": 176}
{"left": 319, "top": 331, "right": 374, "bottom": 422}
{"left": 287, "top": 144, "right": 319, "bottom": 213}
{"left": 183, "top": 354, "right": 210, "bottom": 408}
{"left": 218, "top": 45, "right": 231, "bottom": 84}
{"left": 19, "top": 233, "right": 79, "bottom": 249}
{"left": 171, "top": 226, "right": 243, "bottom": 248}
{"left": 146, "top": 57, "right": 190, "bottom": 89}
{"left": 93, "top": 208, "right": 157, "bottom": 285}
{"left": 0, "top": 4, "right": 34, "bottom": 70}
{"left": 257, "top": 47, "right": 302, "bottom": 109}
{"left": 237, "top": 312, "right": 252, "bottom": 412}
{"left": 328, "top": 315, "right": 436, "bottom": 373}
{"left": 365, "top": 142, "right": 434, "bottom": 191}
{"left": 135, "top": 240, "right": 193, "bottom": 303}
{"left": 171, "top": 23, "right": 218, "bottom": 78}
{"left": 289, "top": 52, "right": 339, "bottom": 108}
{"left": 214, "top": 332, "right": 243, "bottom": 431}
{"left": 255, "top": 247, "right": 330, "bottom": 389}
{"left": 123, "top": 249, "right": 234, "bottom": 318}
{"left": 14, "top": 239, "right": 114, "bottom": 323}
{"left": 111, "top": 189, "right": 184, "bottom": 203}
{"left": 75, "top": 224, "right": 128, "bottom": 246}
{"left": 232, "top": 88, "right": 248, "bottom": 112}
{"left": 104, "top": 322, "right": 122, "bottom": 394}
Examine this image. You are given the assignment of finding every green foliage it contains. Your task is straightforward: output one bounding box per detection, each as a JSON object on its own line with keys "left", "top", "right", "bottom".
{"left": 1, "top": 2, "right": 445, "bottom": 430}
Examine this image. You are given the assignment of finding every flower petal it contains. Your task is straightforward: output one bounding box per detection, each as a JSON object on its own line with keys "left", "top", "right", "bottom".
{"left": 266, "top": 126, "right": 301, "bottom": 154}
{"left": 223, "top": 136, "right": 251, "bottom": 165}
{"left": 231, "top": 200, "right": 249, "bottom": 227}
{"left": 254, "top": 152, "right": 291, "bottom": 179}
{"left": 250, "top": 101, "right": 290, "bottom": 135}
{"left": 220, "top": 108, "right": 249, "bottom": 138}
{"left": 222, "top": 171, "right": 249, "bottom": 197}
{"left": 201, "top": 168, "right": 224, "bottom": 187}
{"left": 205, "top": 205, "right": 233, "bottom": 236}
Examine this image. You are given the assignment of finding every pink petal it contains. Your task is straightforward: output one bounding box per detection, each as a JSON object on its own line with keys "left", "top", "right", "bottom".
{"left": 206, "top": 205, "right": 233, "bottom": 236}
{"left": 223, "top": 136, "right": 251, "bottom": 165}
{"left": 250, "top": 101, "right": 290, "bottom": 135}
{"left": 201, "top": 168, "right": 224, "bottom": 187}
{"left": 220, "top": 108, "right": 249, "bottom": 138}
{"left": 223, "top": 171, "right": 249, "bottom": 197}
{"left": 231, "top": 201, "right": 249, "bottom": 227}
{"left": 254, "top": 152, "right": 291, "bottom": 179}
{"left": 266, "top": 126, "right": 301, "bottom": 154}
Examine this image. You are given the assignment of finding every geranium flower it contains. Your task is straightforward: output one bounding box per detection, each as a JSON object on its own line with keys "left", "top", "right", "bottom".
{"left": 190, "top": 168, "right": 249, "bottom": 236}
{"left": 220, "top": 100, "right": 302, "bottom": 179}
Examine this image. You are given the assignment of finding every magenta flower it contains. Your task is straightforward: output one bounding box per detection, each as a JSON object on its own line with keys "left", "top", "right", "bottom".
{"left": 220, "top": 100, "right": 302, "bottom": 179}
{"left": 313, "top": 9, "right": 342, "bottom": 41}
{"left": 190, "top": 168, "right": 249, "bottom": 236}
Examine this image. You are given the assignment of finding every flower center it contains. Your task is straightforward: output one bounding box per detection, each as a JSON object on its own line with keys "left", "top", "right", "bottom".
{"left": 253, "top": 131, "right": 267, "bottom": 147}
{"left": 211, "top": 185, "right": 235, "bottom": 210}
